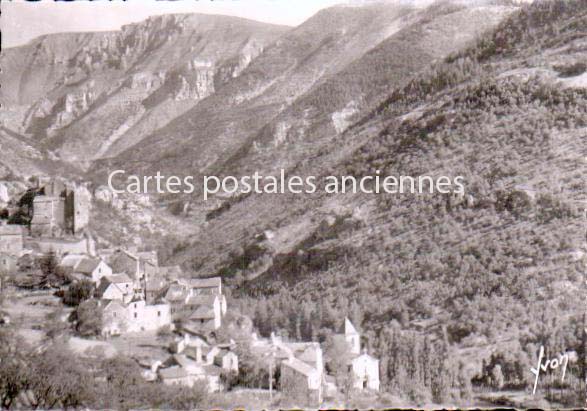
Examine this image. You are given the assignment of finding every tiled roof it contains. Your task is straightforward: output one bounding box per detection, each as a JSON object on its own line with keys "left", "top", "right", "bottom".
{"left": 102, "top": 299, "right": 126, "bottom": 311}
{"left": 282, "top": 357, "right": 317, "bottom": 377}
{"left": 185, "top": 295, "right": 217, "bottom": 306}
{"left": 97, "top": 280, "right": 118, "bottom": 297}
{"left": 75, "top": 258, "right": 101, "bottom": 274}
{"left": 164, "top": 284, "right": 187, "bottom": 301}
{"left": 60, "top": 254, "right": 85, "bottom": 268}
{"left": 187, "top": 277, "right": 221, "bottom": 289}
{"left": 186, "top": 319, "right": 216, "bottom": 332}
{"left": 188, "top": 305, "right": 216, "bottom": 320}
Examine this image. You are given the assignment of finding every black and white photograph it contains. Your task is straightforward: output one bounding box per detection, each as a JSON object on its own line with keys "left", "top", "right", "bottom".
{"left": 0, "top": 0, "right": 586, "bottom": 409}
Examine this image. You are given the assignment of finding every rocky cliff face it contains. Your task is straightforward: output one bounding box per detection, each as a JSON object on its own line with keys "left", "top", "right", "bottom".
{"left": 0, "top": 14, "right": 288, "bottom": 165}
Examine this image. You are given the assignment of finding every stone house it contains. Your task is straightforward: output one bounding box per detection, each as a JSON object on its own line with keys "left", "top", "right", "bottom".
{"left": 127, "top": 298, "right": 172, "bottom": 333}
{"left": 170, "top": 333, "right": 209, "bottom": 354}
{"left": 280, "top": 356, "right": 323, "bottom": 405}
{"left": 161, "top": 283, "right": 190, "bottom": 320}
{"left": 159, "top": 366, "right": 192, "bottom": 387}
{"left": 73, "top": 257, "right": 112, "bottom": 284}
{"left": 107, "top": 248, "right": 159, "bottom": 282}
{"left": 102, "top": 299, "right": 128, "bottom": 337}
{"left": 187, "top": 276, "right": 222, "bottom": 295}
{"left": 183, "top": 277, "right": 227, "bottom": 315}
{"left": 248, "top": 333, "right": 324, "bottom": 404}
{"left": 160, "top": 279, "right": 226, "bottom": 329}
{"left": 144, "top": 277, "right": 169, "bottom": 303}
{"left": 213, "top": 349, "right": 239, "bottom": 373}
{"left": 158, "top": 354, "right": 223, "bottom": 392}
{"left": 278, "top": 341, "right": 324, "bottom": 373}
{"left": 108, "top": 249, "right": 141, "bottom": 280}
{"left": 59, "top": 254, "right": 85, "bottom": 271}
{"left": 101, "top": 294, "right": 172, "bottom": 336}
{"left": 183, "top": 294, "right": 222, "bottom": 330}
{"left": 0, "top": 224, "right": 24, "bottom": 256}
{"left": 96, "top": 274, "right": 134, "bottom": 303}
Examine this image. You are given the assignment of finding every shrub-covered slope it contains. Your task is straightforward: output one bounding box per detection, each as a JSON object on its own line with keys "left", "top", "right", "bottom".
{"left": 173, "top": 1, "right": 586, "bottom": 404}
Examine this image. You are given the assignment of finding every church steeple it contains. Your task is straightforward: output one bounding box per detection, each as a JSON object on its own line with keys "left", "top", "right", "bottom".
{"left": 344, "top": 317, "right": 359, "bottom": 336}
{"left": 344, "top": 317, "right": 360, "bottom": 355}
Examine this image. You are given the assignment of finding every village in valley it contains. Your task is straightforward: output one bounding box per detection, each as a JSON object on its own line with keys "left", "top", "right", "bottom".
{"left": 0, "top": 178, "right": 380, "bottom": 407}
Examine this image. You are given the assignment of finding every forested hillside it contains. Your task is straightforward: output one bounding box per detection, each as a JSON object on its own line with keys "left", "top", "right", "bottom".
{"left": 222, "top": 1, "right": 586, "bottom": 405}
{"left": 1, "top": 0, "right": 584, "bottom": 406}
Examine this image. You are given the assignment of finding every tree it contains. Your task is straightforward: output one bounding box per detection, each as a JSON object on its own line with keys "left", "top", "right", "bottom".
{"left": 324, "top": 334, "right": 354, "bottom": 401}
{"left": 39, "top": 252, "right": 70, "bottom": 288}
{"left": 100, "top": 356, "right": 148, "bottom": 410}
{"left": 458, "top": 362, "right": 473, "bottom": 402}
{"left": 72, "top": 299, "right": 103, "bottom": 336}
{"left": 234, "top": 342, "right": 272, "bottom": 389}
{"left": 0, "top": 328, "right": 30, "bottom": 409}
{"left": 28, "top": 344, "right": 95, "bottom": 409}
{"left": 63, "top": 280, "right": 95, "bottom": 306}
{"left": 491, "top": 364, "right": 505, "bottom": 390}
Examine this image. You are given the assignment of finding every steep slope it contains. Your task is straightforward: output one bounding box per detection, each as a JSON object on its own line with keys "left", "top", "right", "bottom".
{"left": 220, "top": 2, "right": 515, "bottom": 181}
{"left": 160, "top": 1, "right": 585, "bottom": 404}
{"left": 96, "top": 2, "right": 514, "bottom": 212}
{"left": 99, "top": 0, "right": 517, "bottom": 262}
{"left": 96, "top": 2, "right": 420, "bottom": 178}
{"left": 0, "top": 14, "right": 287, "bottom": 165}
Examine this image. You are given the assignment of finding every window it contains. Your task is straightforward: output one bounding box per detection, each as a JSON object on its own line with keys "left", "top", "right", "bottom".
{"left": 134, "top": 313, "right": 137, "bottom": 318}
{"left": 157, "top": 311, "right": 161, "bottom": 317}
